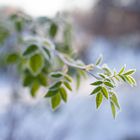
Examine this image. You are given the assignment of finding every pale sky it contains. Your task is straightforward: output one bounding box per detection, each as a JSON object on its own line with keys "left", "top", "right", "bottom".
{"left": 0, "top": 0, "right": 96, "bottom": 17}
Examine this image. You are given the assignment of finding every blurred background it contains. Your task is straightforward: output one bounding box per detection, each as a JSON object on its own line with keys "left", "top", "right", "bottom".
{"left": 0, "top": 0, "right": 140, "bottom": 140}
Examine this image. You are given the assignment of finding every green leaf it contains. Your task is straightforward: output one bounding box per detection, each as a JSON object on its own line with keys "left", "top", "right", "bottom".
{"left": 43, "top": 47, "right": 51, "bottom": 59}
{"left": 76, "top": 73, "right": 81, "bottom": 90}
{"left": 51, "top": 94, "right": 61, "bottom": 110}
{"left": 6, "top": 53, "right": 19, "bottom": 64}
{"left": 128, "top": 76, "right": 136, "bottom": 86}
{"left": 91, "top": 81, "right": 103, "bottom": 86}
{"left": 110, "top": 101, "right": 116, "bottom": 119}
{"left": 119, "top": 66, "right": 125, "bottom": 74}
{"left": 49, "top": 81, "right": 62, "bottom": 90}
{"left": 123, "top": 69, "right": 135, "bottom": 75}
{"left": 104, "top": 81, "right": 114, "bottom": 88}
{"left": 110, "top": 93, "right": 120, "bottom": 109}
{"left": 124, "top": 75, "right": 133, "bottom": 85}
{"left": 101, "top": 87, "right": 108, "bottom": 99}
{"left": 31, "top": 81, "right": 40, "bottom": 97}
{"left": 91, "top": 86, "right": 102, "bottom": 95}
{"left": 63, "top": 81, "right": 72, "bottom": 91}
{"left": 95, "top": 55, "right": 103, "bottom": 65}
{"left": 64, "top": 74, "right": 72, "bottom": 82}
{"left": 49, "top": 23, "right": 58, "bottom": 37}
{"left": 50, "top": 72, "right": 63, "bottom": 78}
{"left": 45, "top": 90, "right": 58, "bottom": 97}
{"left": 60, "top": 87, "right": 67, "bottom": 102}
{"left": 37, "top": 73, "right": 47, "bottom": 86}
{"left": 99, "top": 73, "right": 106, "bottom": 79}
{"left": 23, "top": 74, "right": 34, "bottom": 87}
{"left": 23, "top": 44, "right": 38, "bottom": 56}
{"left": 96, "top": 92, "right": 103, "bottom": 108}
{"left": 29, "top": 53, "right": 44, "bottom": 75}
{"left": 114, "top": 75, "right": 120, "bottom": 81}
{"left": 106, "top": 78, "right": 111, "bottom": 82}
{"left": 102, "top": 66, "right": 112, "bottom": 76}
{"left": 119, "top": 75, "right": 126, "bottom": 82}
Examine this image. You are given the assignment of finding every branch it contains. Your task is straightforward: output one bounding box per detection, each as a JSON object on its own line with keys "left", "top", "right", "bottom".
{"left": 55, "top": 50, "right": 100, "bottom": 80}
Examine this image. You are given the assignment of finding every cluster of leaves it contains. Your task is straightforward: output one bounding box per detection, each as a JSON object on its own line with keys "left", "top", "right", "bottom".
{"left": 3, "top": 12, "right": 83, "bottom": 110}
{"left": 45, "top": 72, "right": 72, "bottom": 109}
{"left": 0, "top": 12, "right": 137, "bottom": 118}
{"left": 90, "top": 57, "right": 136, "bottom": 118}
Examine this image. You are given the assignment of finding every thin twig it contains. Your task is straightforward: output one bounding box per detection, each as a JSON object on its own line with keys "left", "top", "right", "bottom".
{"left": 86, "top": 71, "right": 100, "bottom": 80}
{"left": 55, "top": 50, "right": 101, "bottom": 80}
{"left": 55, "top": 50, "right": 86, "bottom": 70}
